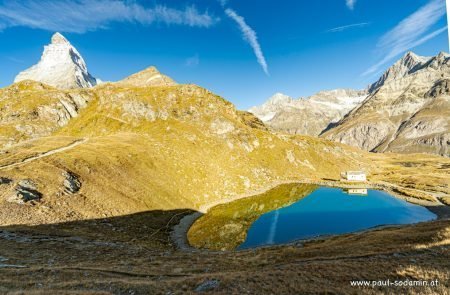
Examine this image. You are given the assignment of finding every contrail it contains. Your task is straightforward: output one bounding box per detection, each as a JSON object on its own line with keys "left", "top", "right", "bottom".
{"left": 225, "top": 8, "right": 269, "bottom": 75}
{"left": 326, "top": 22, "right": 370, "bottom": 33}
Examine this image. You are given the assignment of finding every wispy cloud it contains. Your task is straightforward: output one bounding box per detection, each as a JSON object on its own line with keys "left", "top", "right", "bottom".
{"left": 185, "top": 54, "right": 200, "bottom": 67}
{"left": 225, "top": 8, "right": 269, "bottom": 75}
{"left": 0, "top": 0, "right": 218, "bottom": 33}
{"left": 363, "top": 0, "right": 446, "bottom": 76}
{"left": 218, "top": 0, "right": 228, "bottom": 7}
{"left": 326, "top": 22, "right": 370, "bottom": 33}
{"left": 346, "top": 0, "right": 356, "bottom": 10}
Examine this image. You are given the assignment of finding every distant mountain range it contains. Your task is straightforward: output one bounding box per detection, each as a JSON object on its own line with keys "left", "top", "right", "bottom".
{"left": 249, "top": 90, "right": 368, "bottom": 137}
{"left": 7, "top": 32, "right": 450, "bottom": 157}
{"left": 250, "top": 52, "right": 450, "bottom": 156}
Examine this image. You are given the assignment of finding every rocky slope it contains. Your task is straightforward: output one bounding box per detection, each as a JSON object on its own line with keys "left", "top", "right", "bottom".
{"left": 249, "top": 90, "right": 367, "bottom": 136}
{"left": 14, "top": 33, "right": 99, "bottom": 89}
{"left": 323, "top": 52, "right": 450, "bottom": 156}
{"left": 0, "top": 81, "right": 94, "bottom": 148}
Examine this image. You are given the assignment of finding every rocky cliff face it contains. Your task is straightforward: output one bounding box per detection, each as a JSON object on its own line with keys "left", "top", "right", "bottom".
{"left": 323, "top": 52, "right": 450, "bottom": 156}
{"left": 0, "top": 81, "right": 94, "bottom": 148}
{"left": 249, "top": 89, "right": 367, "bottom": 136}
{"left": 14, "top": 33, "right": 99, "bottom": 89}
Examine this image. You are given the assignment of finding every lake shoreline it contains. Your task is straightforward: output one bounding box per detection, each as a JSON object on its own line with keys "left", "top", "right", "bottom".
{"left": 171, "top": 179, "right": 450, "bottom": 251}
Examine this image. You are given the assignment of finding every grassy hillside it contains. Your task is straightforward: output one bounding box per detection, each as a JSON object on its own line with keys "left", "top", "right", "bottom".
{"left": 1, "top": 79, "right": 449, "bottom": 226}
{"left": 0, "top": 81, "right": 373, "bottom": 225}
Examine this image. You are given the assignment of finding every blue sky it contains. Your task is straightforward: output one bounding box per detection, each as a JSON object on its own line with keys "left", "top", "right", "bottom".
{"left": 0, "top": 0, "right": 448, "bottom": 109}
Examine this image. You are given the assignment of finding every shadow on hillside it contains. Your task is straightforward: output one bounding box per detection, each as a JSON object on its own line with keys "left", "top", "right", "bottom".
{"left": 0, "top": 209, "right": 198, "bottom": 249}
{"left": 319, "top": 121, "right": 341, "bottom": 135}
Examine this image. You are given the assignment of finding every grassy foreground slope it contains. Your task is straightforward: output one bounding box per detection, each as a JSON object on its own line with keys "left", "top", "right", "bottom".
{"left": 0, "top": 209, "right": 448, "bottom": 294}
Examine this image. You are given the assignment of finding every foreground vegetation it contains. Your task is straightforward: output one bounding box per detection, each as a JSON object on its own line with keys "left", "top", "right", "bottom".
{"left": 0, "top": 211, "right": 448, "bottom": 294}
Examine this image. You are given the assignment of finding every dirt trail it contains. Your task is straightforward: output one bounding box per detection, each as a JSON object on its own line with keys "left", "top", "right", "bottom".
{"left": 0, "top": 138, "right": 88, "bottom": 171}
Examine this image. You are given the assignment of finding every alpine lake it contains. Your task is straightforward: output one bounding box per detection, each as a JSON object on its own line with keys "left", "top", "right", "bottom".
{"left": 187, "top": 184, "right": 436, "bottom": 251}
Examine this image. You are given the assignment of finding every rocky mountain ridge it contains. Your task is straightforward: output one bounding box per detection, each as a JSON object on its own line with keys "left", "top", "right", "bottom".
{"left": 116, "top": 66, "right": 176, "bottom": 87}
{"left": 368, "top": 51, "right": 431, "bottom": 92}
{"left": 250, "top": 51, "right": 449, "bottom": 156}
{"left": 324, "top": 51, "right": 450, "bottom": 156}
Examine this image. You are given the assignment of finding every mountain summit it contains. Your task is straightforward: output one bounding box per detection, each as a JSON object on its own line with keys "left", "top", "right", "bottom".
{"left": 14, "top": 32, "right": 99, "bottom": 89}
{"left": 117, "top": 66, "right": 176, "bottom": 87}
{"left": 368, "top": 51, "right": 431, "bottom": 92}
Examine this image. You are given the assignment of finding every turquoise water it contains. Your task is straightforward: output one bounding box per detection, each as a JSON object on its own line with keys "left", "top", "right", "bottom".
{"left": 239, "top": 187, "right": 436, "bottom": 249}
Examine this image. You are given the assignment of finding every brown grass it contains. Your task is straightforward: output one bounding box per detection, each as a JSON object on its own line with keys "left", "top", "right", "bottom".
{"left": 0, "top": 211, "right": 448, "bottom": 294}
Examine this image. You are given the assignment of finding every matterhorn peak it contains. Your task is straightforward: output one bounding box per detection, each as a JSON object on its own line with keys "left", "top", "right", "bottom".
{"left": 14, "top": 32, "right": 99, "bottom": 89}
{"left": 51, "top": 32, "right": 69, "bottom": 44}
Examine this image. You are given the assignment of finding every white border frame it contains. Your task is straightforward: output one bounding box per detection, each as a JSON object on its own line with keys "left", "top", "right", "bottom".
{"left": 447, "top": 0, "right": 450, "bottom": 51}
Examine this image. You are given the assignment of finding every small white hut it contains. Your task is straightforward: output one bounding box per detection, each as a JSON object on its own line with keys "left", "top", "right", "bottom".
{"left": 342, "top": 171, "right": 367, "bottom": 182}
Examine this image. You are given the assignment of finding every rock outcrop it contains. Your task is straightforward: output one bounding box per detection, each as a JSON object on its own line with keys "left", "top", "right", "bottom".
{"left": 0, "top": 80, "right": 94, "bottom": 148}
{"left": 62, "top": 171, "right": 81, "bottom": 195}
{"left": 7, "top": 180, "right": 42, "bottom": 204}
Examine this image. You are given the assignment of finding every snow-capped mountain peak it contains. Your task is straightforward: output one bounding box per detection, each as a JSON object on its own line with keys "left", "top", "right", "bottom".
{"left": 248, "top": 93, "right": 293, "bottom": 122}
{"left": 14, "top": 32, "right": 99, "bottom": 89}
{"left": 266, "top": 93, "right": 293, "bottom": 105}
